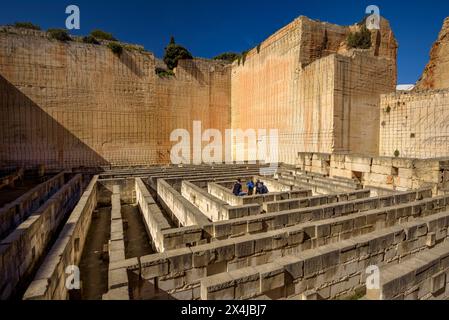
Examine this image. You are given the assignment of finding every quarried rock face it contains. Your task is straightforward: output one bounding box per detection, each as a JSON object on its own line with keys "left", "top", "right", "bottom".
{"left": 417, "top": 17, "right": 449, "bottom": 90}
{"left": 231, "top": 16, "right": 397, "bottom": 163}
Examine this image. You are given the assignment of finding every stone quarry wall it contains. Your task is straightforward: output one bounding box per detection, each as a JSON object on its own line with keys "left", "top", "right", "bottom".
{"left": 416, "top": 17, "right": 449, "bottom": 90}
{"left": 296, "top": 153, "right": 449, "bottom": 193}
{"left": 0, "top": 27, "right": 231, "bottom": 169}
{"left": 380, "top": 89, "right": 449, "bottom": 159}
{"left": 231, "top": 17, "right": 397, "bottom": 163}
{"left": 0, "top": 16, "right": 400, "bottom": 169}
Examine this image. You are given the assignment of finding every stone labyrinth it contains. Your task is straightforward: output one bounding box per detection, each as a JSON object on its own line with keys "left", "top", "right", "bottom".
{"left": 3, "top": 163, "right": 449, "bottom": 301}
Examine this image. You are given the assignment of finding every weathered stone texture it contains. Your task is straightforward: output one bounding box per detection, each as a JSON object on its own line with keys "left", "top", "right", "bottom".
{"left": 380, "top": 89, "right": 449, "bottom": 159}
{"left": 231, "top": 17, "right": 397, "bottom": 163}
{"left": 0, "top": 28, "right": 231, "bottom": 169}
{"left": 416, "top": 17, "right": 449, "bottom": 90}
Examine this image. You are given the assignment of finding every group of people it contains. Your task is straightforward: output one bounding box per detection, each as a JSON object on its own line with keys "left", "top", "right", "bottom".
{"left": 232, "top": 179, "right": 269, "bottom": 197}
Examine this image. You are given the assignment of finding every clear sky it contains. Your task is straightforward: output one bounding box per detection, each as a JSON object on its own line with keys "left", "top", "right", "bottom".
{"left": 1, "top": 0, "right": 448, "bottom": 84}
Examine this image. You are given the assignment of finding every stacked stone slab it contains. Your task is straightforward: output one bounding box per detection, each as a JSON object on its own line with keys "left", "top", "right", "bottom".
{"left": 1, "top": 174, "right": 83, "bottom": 299}
{"left": 294, "top": 154, "right": 449, "bottom": 194}
{"left": 23, "top": 176, "right": 98, "bottom": 300}
{"left": 0, "top": 172, "right": 65, "bottom": 240}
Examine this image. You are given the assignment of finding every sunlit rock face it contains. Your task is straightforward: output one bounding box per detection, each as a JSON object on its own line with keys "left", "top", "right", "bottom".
{"left": 417, "top": 17, "right": 449, "bottom": 90}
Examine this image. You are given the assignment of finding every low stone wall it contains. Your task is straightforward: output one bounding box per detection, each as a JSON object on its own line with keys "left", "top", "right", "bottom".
{"left": 206, "top": 189, "right": 432, "bottom": 240}
{"left": 121, "top": 191, "right": 446, "bottom": 299}
{"left": 23, "top": 176, "right": 98, "bottom": 300}
{"left": 0, "top": 174, "right": 83, "bottom": 299}
{"left": 277, "top": 168, "right": 361, "bottom": 194}
{"left": 254, "top": 176, "right": 297, "bottom": 192}
{"left": 97, "top": 178, "right": 136, "bottom": 205}
{"left": 367, "top": 241, "right": 449, "bottom": 300}
{"left": 208, "top": 182, "right": 312, "bottom": 206}
{"left": 295, "top": 153, "right": 449, "bottom": 193}
{"left": 182, "top": 181, "right": 229, "bottom": 221}
{"left": 157, "top": 179, "right": 210, "bottom": 227}
{"left": 135, "top": 178, "right": 172, "bottom": 252}
{"left": 0, "top": 172, "right": 66, "bottom": 240}
{"left": 201, "top": 211, "right": 449, "bottom": 300}
{"left": 149, "top": 169, "right": 261, "bottom": 191}
{"left": 182, "top": 181, "right": 261, "bottom": 221}
{"left": 263, "top": 190, "right": 371, "bottom": 213}
{"left": 103, "top": 185, "right": 130, "bottom": 300}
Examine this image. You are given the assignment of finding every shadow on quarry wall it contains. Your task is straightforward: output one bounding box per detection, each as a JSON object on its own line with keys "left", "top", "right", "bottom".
{"left": 120, "top": 50, "right": 146, "bottom": 78}
{"left": 180, "top": 60, "right": 207, "bottom": 86}
{"left": 0, "top": 74, "right": 109, "bottom": 169}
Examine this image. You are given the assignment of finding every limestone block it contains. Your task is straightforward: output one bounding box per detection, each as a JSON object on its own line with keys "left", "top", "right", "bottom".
{"left": 279, "top": 256, "right": 304, "bottom": 280}
{"left": 257, "top": 263, "right": 285, "bottom": 293}
{"left": 273, "top": 213, "right": 289, "bottom": 228}
{"left": 102, "top": 287, "right": 130, "bottom": 300}
{"left": 254, "top": 235, "right": 273, "bottom": 253}
{"left": 398, "top": 168, "right": 414, "bottom": 178}
{"left": 191, "top": 246, "right": 215, "bottom": 268}
{"left": 272, "top": 232, "right": 288, "bottom": 250}
{"left": 300, "top": 290, "right": 318, "bottom": 300}
{"left": 287, "top": 229, "right": 304, "bottom": 246}
{"left": 108, "top": 268, "right": 128, "bottom": 290}
{"left": 215, "top": 241, "right": 235, "bottom": 262}
{"left": 248, "top": 220, "right": 263, "bottom": 233}
{"left": 426, "top": 232, "right": 436, "bottom": 248}
{"left": 213, "top": 222, "right": 232, "bottom": 238}
{"left": 140, "top": 253, "right": 169, "bottom": 279}
{"left": 431, "top": 271, "right": 446, "bottom": 295}
{"left": 230, "top": 267, "right": 260, "bottom": 299}
{"left": 22, "top": 279, "right": 49, "bottom": 300}
{"left": 201, "top": 273, "right": 235, "bottom": 300}
{"left": 371, "top": 165, "right": 394, "bottom": 175}
{"left": 166, "top": 248, "right": 193, "bottom": 274}
{"left": 171, "top": 289, "right": 194, "bottom": 300}
{"left": 109, "top": 249, "right": 126, "bottom": 263}
{"left": 231, "top": 221, "right": 248, "bottom": 236}
{"left": 159, "top": 275, "right": 186, "bottom": 291}
{"left": 235, "top": 239, "right": 255, "bottom": 258}
{"left": 349, "top": 163, "right": 371, "bottom": 173}
{"left": 392, "top": 158, "right": 414, "bottom": 169}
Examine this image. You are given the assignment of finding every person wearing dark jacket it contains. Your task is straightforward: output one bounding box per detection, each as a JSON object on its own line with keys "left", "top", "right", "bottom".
{"left": 233, "top": 179, "right": 243, "bottom": 196}
{"left": 255, "top": 180, "right": 262, "bottom": 195}
{"left": 260, "top": 182, "right": 269, "bottom": 194}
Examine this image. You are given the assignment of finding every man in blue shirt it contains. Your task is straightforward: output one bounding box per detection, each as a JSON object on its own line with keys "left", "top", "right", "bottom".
{"left": 246, "top": 179, "right": 255, "bottom": 195}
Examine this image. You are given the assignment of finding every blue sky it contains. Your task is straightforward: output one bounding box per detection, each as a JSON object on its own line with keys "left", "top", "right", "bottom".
{"left": 1, "top": 0, "right": 448, "bottom": 84}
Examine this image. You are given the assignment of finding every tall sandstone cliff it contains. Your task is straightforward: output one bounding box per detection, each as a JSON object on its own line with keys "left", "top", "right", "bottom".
{"left": 231, "top": 16, "right": 398, "bottom": 163}
{"left": 0, "top": 27, "right": 230, "bottom": 169}
{"left": 416, "top": 17, "right": 449, "bottom": 90}
{"left": 0, "top": 15, "right": 398, "bottom": 169}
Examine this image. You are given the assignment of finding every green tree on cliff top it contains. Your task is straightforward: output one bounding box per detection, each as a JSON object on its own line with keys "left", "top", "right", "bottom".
{"left": 163, "top": 36, "right": 193, "bottom": 70}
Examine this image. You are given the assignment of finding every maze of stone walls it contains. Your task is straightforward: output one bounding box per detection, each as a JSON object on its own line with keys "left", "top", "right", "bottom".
{"left": 0, "top": 29, "right": 231, "bottom": 169}
{"left": 380, "top": 89, "right": 449, "bottom": 159}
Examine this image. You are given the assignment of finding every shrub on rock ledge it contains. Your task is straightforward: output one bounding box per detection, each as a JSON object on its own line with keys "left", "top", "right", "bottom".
{"left": 213, "top": 52, "right": 241, "bottom": 63}
{"left": 48, "top": 29, "right": 72, "bottom": 42}
{"left": 155, "top": 67, "right": 175, "bottom": 78}
{"left": 90, "top": 29, "right": 117, "bottom": 41}
{"left": 108, "top": 42, "right": 123, "bottom": 55}
{"left": 347, "top": 26, "right": 372, "bottom": 49}
{"left": 82, "top": 35, "right": 100, "bottom": 45}
{"left": 13, "top": 22, "right": 41, "bottom": 30}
